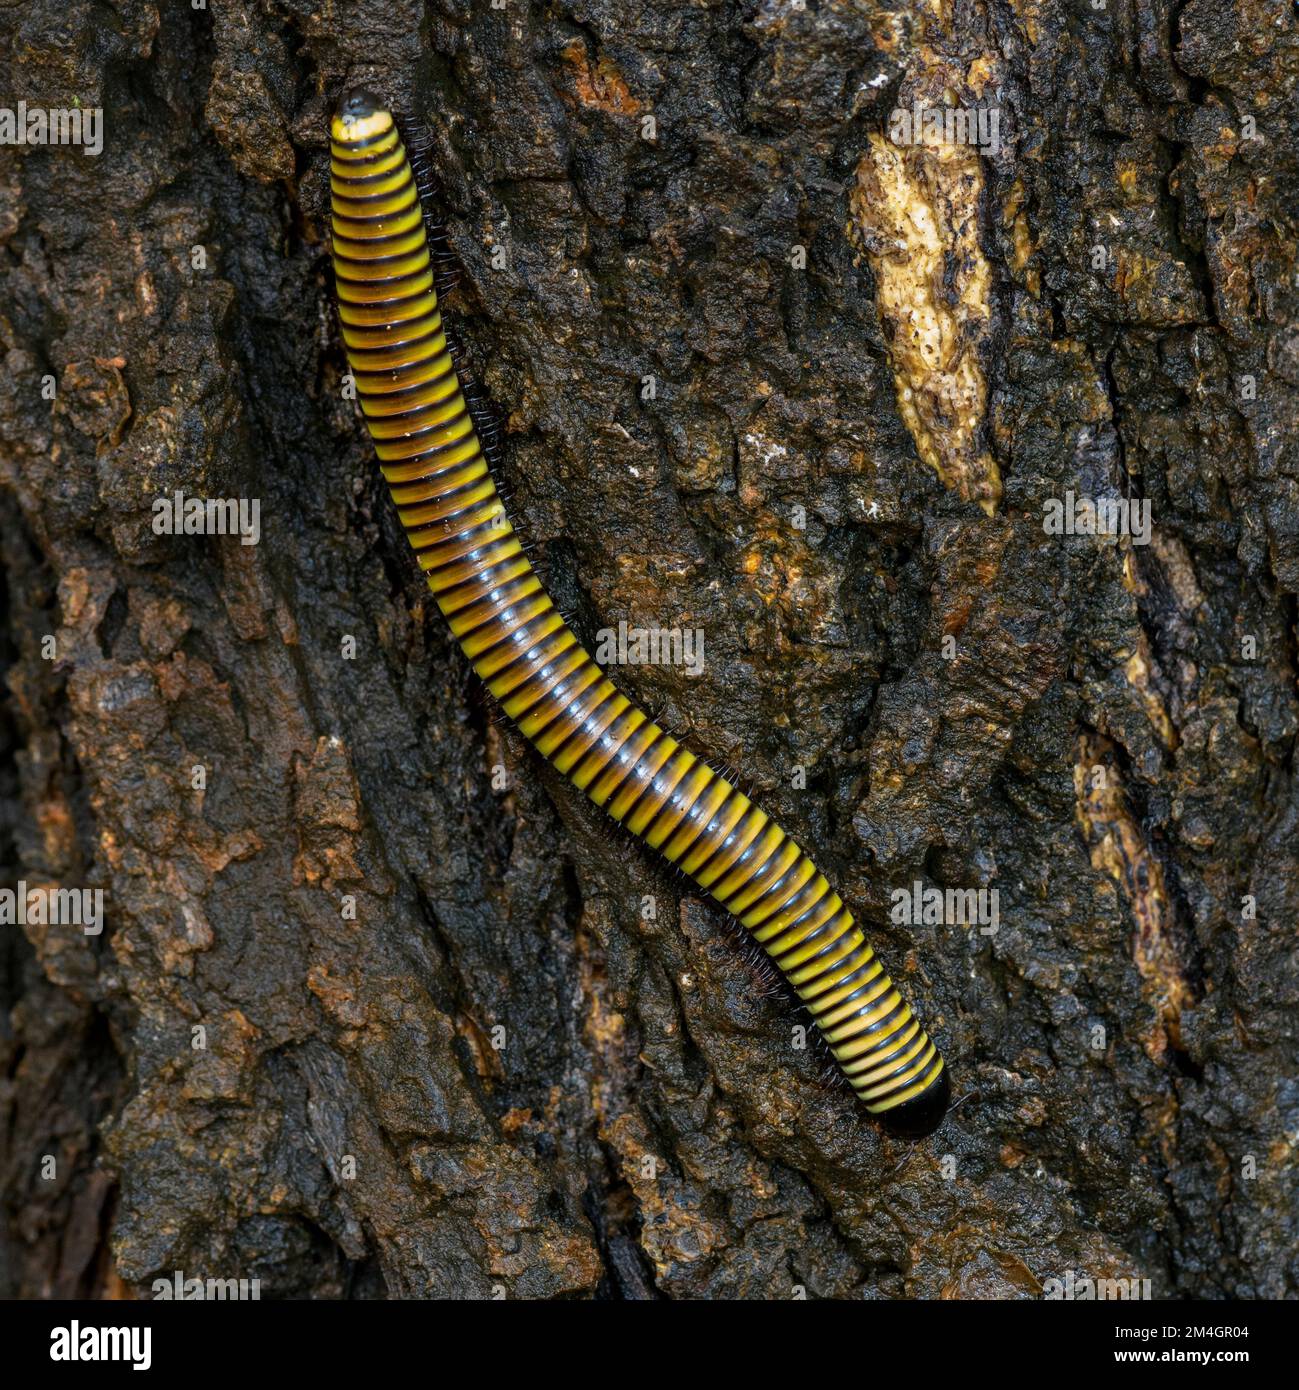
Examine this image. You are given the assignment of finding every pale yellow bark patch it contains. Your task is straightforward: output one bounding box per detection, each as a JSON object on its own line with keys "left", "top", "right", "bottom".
{"left": 1074, "top": 735, "right": 1193, "bottom": 1061}
{"left": 849, "top": 132, "right": 1001, "bottom": 514}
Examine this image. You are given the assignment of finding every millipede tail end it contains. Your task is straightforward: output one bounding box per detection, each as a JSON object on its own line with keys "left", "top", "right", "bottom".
{"left": 876, "top": 1066, "right": 950, "bottom": 1137}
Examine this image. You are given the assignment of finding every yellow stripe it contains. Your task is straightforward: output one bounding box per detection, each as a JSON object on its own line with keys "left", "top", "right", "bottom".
{"left": 336, "top": 266, "right": 434, "bottom": 306}
{"left": 662, "top": 777, "right": 730, "bottom": 862}
{"left": 331, "top": 165, "right": 412, "bottom": 199}
{"left": 331, "top": 145, "right": 405, "bottom": 181}
{"left": 525, "top": 664, "right": 606, "bottom": 747}
{"left": 646, "top": 761, "right": 713, "bottom": 851}
{"left": 763, "top": 895, "right": 846, "bottom": 966}
{"left": 333, "top": 226, "right": 427, "bottom": 261}
{"left": 698, "top": 810, "right": 770, "bottom": 892}
{"left": 627, "top": 749, "right": 695, "bottom": 838}
{"left": 608, "top": 735, "right": 678, "bottom": 823}
{"left": 728, "top": 838, "right": 800, "bottom": 918}
{"left": 819, "top": 978, "right": 899, "bottom": 1041}
{"left": 330, "top": 122, "right": 397, "bottom": 155}
{"left": 331, "top": 205, "right": 423, "bottom": 242}
{"left": 787, "top": 928, "right": 860, "bottom": 988}
{"left": 856, "top": 1043, "right": 937, "bottom": 1102}
{"left": 844, "top": 1021, "right": 925, "bottom": 1082}
{"left": 678, "top": 788, "right": 747, "bottom": 876}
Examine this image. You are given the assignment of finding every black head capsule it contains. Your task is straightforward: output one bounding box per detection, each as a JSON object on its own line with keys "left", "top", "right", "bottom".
{"left": 877, "top": 1066, "right": 950, "bottom": 1138}
{"left": 337, "top": 88, "right": 381, "bottom": 123}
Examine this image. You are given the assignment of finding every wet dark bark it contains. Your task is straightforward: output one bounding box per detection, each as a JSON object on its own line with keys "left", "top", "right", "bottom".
{"left": 1, "top": 0, "right": 1296, "bottom": 1299}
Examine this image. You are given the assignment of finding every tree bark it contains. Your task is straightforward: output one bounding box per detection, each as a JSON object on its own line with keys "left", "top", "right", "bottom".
{"left": 1, "top": 0, "right": 1296, "bottom": 1299}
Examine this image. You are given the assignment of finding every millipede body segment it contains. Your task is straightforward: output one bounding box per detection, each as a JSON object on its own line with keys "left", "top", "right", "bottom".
{"left": 329, "top": 91, "right": 949, "bottom": 1136}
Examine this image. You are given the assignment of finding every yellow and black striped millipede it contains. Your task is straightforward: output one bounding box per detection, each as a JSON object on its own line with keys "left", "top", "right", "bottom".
{"left": 329, "top": 91, "right": 949, "bottom": 1136}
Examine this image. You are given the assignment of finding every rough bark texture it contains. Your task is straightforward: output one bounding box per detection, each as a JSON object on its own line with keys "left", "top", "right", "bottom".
{"left": 2, "top": 0, "right": 1297, "bottom": 1300}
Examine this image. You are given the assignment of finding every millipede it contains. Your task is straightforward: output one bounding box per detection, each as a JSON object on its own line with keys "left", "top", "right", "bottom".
{"left": 329, "top": 90, "right": 950, "bottom": 1136}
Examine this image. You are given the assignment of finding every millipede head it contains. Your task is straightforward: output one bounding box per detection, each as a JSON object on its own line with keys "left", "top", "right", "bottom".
{"left": 331, "top": 88, "right": 391, "bottom": 145}
{"left": 336, "top": 88, "right": 382, "bottom": 122}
